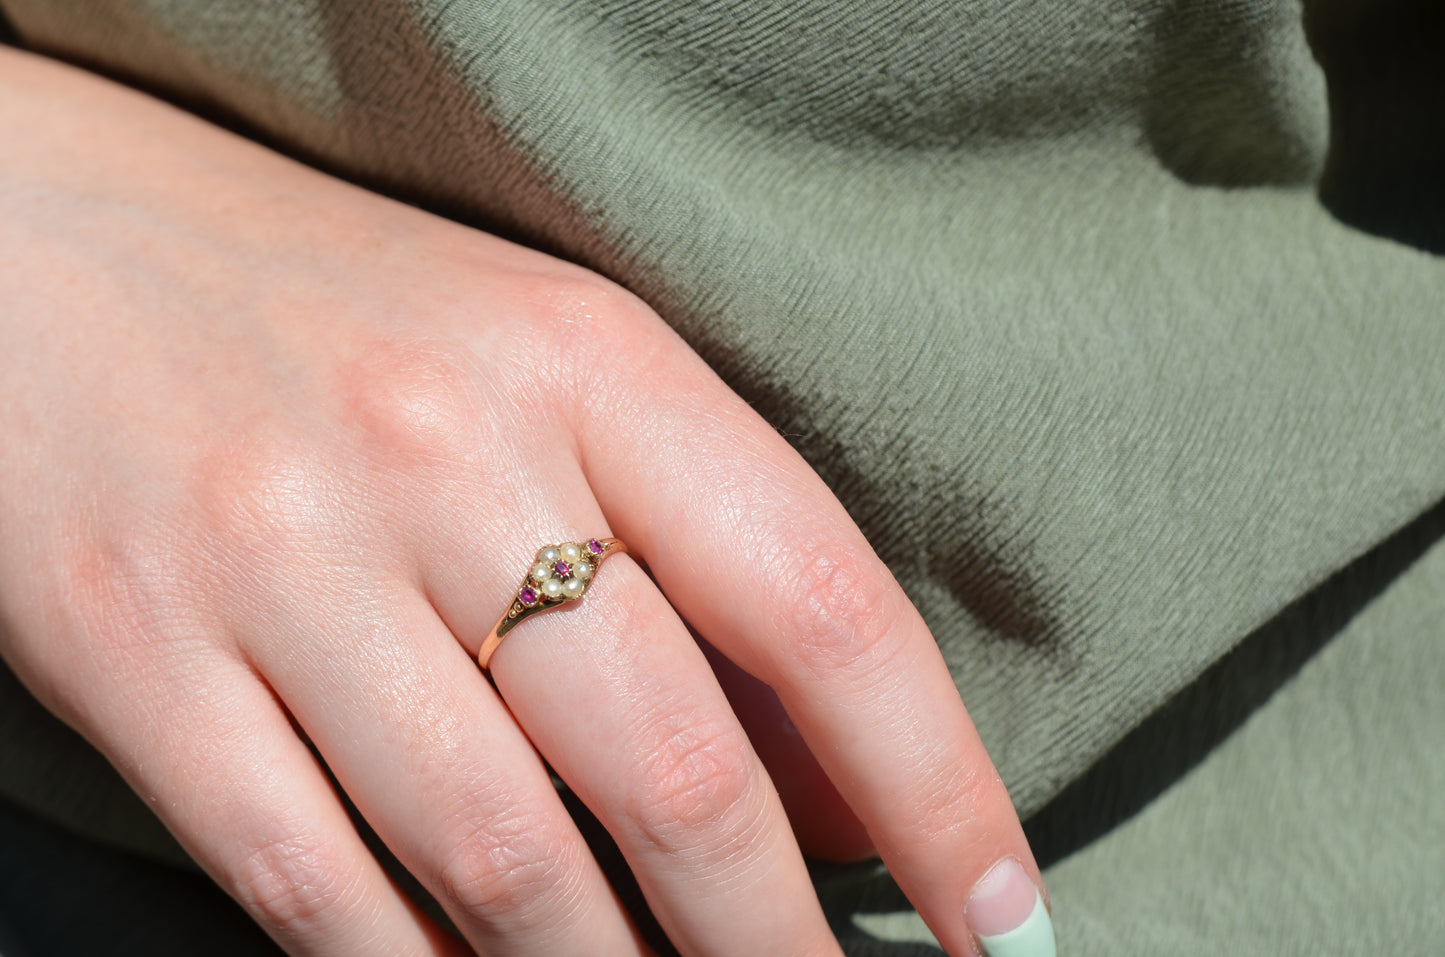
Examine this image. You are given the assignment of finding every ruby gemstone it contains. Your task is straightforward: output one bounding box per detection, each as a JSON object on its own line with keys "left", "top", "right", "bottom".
{"left": 553, "top": 561, "right": 572, "bottom": 578}
{"left": 519, "top": 586, "right": 538, "bottom": 605}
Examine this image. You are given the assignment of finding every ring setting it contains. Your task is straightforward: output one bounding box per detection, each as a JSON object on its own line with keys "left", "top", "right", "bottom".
{"left": 479, "top": 537, "right": 625, "bottom": 669}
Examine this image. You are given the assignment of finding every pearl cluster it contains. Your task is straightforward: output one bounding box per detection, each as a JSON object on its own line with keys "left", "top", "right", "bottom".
{"left": 515, "top": 539, "right": 604, "bottom": 609}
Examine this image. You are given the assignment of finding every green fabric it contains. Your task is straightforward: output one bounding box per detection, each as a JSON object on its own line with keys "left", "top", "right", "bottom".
{"left": 1048, "top": 515, "right": 1445, "bottom": 954}
{"left": 2, "top": 1, "right": 1443, "bottom": 953}
{"left": 846, "top": 506, "right": 1445, "bottom": 954}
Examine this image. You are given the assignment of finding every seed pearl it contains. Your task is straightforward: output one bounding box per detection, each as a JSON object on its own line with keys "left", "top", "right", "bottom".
{"left": 529, "top": 563, "right": 552, "bottom": 583}
{"left": 574, "top": 561, "right": 593, "bottom": 581}
{"left": 541, "top": 579, "right": 564, "bottom": 600}
{"left": 537, "top": 546, "right": 561, "bottom": 564}
{"left": 560, "top": 543, "right": 582, "bottom": 563}
{"left": 562, "top": 578, "right": 585, "bottom": 599}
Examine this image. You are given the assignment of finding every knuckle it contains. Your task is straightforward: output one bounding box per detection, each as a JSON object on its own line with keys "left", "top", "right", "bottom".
{"left": 537, "top": 272, "right": 655, "bottom": 337}
{"left": 189, "top": 433, "right": 336, "bottom": 557}
{"left": 339, "top": 337, "right": 487, "bottom": 472}
{"left": 55, "top": 522, "right": 207, "bottom": 669}
{"left": 435, "top": 808, "right": 578, "bottom": 932}
{"left": 503, "top": 271, "right": 682, "bottom": 436}
{"left": 777, "top": 544, "right": 910, "bottom": 680}
{"left": 627, "top": 713, "right": 766, "bottom": 858}
{"left": 888, "top": 753, "right": 992, "bottom": 850}
{"left": 229, "top": 834, "right": 356, "bottom": 937}
{"left": 527, "top": 273, "right": 668, "bottom": 376}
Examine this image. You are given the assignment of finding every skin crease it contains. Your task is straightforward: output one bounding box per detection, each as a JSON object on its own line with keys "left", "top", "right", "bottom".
{"left": 0, "top": 46, "right": 1044, "bottom": 957}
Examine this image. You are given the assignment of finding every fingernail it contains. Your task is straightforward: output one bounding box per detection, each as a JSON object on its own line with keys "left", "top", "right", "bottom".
{"left": 965, "top": 858, "right": 1056, "bottom": 957}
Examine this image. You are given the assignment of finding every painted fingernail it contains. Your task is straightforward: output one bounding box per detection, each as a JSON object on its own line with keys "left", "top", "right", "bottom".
{"left": 965, "top": 858, "right": 1056, "bottom": 957}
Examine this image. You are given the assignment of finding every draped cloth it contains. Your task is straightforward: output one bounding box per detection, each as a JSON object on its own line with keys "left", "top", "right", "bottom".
{"left": 2, "top": 2, "right": 1442, "bottom": 953}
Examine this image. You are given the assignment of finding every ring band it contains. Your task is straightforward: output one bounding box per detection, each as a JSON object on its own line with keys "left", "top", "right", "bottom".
{"left": 478, "top": 537, "right": 626, "bottom": 670}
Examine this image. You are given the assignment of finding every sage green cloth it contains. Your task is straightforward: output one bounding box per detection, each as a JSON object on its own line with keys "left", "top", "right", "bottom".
{"left": 2, "top": 1, "right": 1442, "bottom": 953}
{"left": 836, "top": 511, "right": 1445, "bottom": 955}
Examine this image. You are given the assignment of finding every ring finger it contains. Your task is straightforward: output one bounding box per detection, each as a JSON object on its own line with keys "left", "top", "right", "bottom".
{"left": 448, "top": 534, "right": 844, "bottom": 957}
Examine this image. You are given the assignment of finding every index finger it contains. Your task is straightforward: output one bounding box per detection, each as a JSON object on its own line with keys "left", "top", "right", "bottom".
{"left": 579, "top": 309, "right": 1056, "bottom": 957}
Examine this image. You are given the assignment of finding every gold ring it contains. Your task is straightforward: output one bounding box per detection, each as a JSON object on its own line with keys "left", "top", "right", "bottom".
{"left": 478, "top": 538, "right": 626, "bottom": 670}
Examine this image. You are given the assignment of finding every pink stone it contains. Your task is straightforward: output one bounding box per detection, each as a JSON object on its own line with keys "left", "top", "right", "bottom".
{"left": 519, "top": 586, "right": 538, "bottom": 606}
{"left": 553, "top": 561, "right": 571, "bottom": 578}
{"left": 587, "top": 539, "right": 604, "bottom": 555}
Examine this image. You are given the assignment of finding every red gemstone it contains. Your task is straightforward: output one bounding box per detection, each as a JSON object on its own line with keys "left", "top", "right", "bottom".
{"left": 587, "top": 539, "right": 604, "bottom": 555}
{"left": 519, "top": 586, "right": 538, "bottom": 606}
{"left": 553, "top": 560, "right": 571, "bottom": 578}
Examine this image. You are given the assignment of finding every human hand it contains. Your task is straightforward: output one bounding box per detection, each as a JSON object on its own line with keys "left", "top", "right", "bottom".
{"left": 0, "top": 48, "right": 1051, "bottom": 957}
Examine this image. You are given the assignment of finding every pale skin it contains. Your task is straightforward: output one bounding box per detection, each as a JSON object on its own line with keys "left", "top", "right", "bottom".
{"left": 0, "top": 47, "right": 1045, "bottom": 956}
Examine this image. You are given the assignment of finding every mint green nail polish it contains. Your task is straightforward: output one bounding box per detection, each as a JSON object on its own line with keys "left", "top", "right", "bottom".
{"left": 966, "top": 858, "right": 1056, "bottom": 957}
{"left": 976, "top": 890, "right": 1055, "bottom": 957}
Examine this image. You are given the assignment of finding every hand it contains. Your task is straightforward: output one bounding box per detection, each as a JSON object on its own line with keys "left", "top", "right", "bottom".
{"left": 0, "top": 48, "right": 1048, "bottom": 956}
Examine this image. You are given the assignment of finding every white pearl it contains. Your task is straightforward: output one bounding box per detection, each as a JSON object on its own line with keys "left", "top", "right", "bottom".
{"left": 560, "top": 543, "right": 582, "bottom": 563}
{"left": 574, "top": 561, "right": 594, "bottom": 581}
{"left": 541, "top": 579, "right": 564, "bottom": 600}
{"left": 529, "top": 563, "right": 552, "bottom": 583}
{"left": 562, "top": 578, "right": 584, "bottom": 599}
{"left": 537, "top": 546, "right": 561, "bottom": 564}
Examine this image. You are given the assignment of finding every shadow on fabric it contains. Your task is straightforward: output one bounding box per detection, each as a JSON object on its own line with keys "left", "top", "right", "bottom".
{"left": 1305, "top": 0, "right": 1445, "bottom": 254}
{"left": 1023, "top": 491, "right": 1445, "bottom": 867}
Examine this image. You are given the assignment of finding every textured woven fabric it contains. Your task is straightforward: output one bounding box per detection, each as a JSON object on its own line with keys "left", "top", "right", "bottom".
{"left": 835, "top": 507, "right": 1445, "bottom": 955}
{"left": 2, "top": 1, "right": 1442, "bottom": 953}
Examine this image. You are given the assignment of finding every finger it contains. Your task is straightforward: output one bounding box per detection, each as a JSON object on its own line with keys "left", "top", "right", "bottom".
{"left": 247, "top": 586, "right": 650, "bottom": 957}
{"left": 484, "top": 553, "right": 845, "bottom": 957}
{"left": 582, "top": 326, "right": 1053, "bottom": 956}
{"left": 700, "top": 638, "right": 875, "bottom": 863}
{"left": 78, "top": 650, "right": 465, "bottom": 957}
